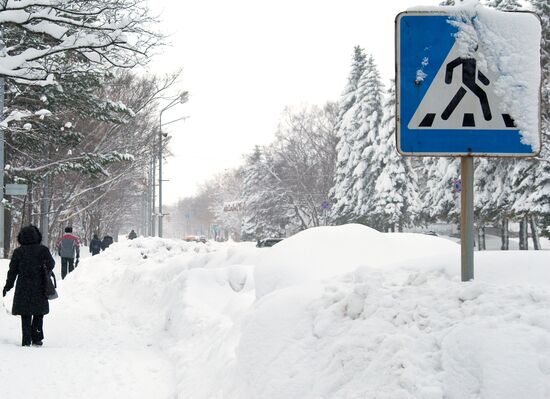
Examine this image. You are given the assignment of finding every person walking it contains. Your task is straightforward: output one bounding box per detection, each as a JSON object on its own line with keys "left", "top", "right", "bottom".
{"left": 128, "top": 229, "right": 137, "bottom": 240}
{"left": 101, "top": 235, "right": 113, "bottom": 250}
{"left": 89, "top": 234, "right": 102, "bottom": 256}
{"left": 56, "top": 226, "right": 80, "bottom": 279}
{"left": 2, "top": 225, "right": 55, "bottom": 346}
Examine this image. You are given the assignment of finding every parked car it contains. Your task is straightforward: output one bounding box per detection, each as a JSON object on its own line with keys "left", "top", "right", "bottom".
{"left": 256, "top": 238, "right": 283, "bottom": 248}
{"left": 183, "top": 235, "right": 207, "bottom": 243}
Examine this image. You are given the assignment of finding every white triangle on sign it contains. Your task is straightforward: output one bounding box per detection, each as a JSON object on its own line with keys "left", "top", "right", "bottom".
{"left": 408, "top": 41, "right": 516, "bottom": 131}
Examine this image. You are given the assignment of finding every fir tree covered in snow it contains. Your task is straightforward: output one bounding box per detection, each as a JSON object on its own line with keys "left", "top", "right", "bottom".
{"left": 369, "top": 81, "right": 419, "bottom": 231}
{"left": 349, "top": 55, "right": 384, "bottom": 224}
{"left": 474, "top": 158, "right": 515, "bottom": 249}
{"left": 484, "top": 0, "right": 522, "bottom": 10}
{"left": 331, "top": 54, "right": 384, "bottom": 226}
{"left": 419, "top": 157, "right": 461, "bottom": 223}
{"left": 241, "top": 147, "right": 287, "bottom": 240}
{"left": 331, "top": 47, "right": 367, "bottom": 224}
{"left": 338, "top": 47, "right": 368, "bottom": 121}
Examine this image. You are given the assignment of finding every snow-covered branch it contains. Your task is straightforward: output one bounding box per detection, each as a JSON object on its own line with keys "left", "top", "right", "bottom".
{"left": 0, "top": 0, "right": 163, "bottom": 83}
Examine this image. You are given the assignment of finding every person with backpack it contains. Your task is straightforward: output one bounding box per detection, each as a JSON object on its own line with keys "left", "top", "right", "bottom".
{"left": 2, "top": 225, "right": 55, "bottom": 346}
{"left": 56, "top": 226, "right": 80, "bottom": 279}
{"left": 89, "top": 234, "right": 102, "bottom": 256}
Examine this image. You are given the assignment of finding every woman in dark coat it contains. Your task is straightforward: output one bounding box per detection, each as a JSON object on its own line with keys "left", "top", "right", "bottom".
{"left": 89, "top": 234, "right": 102, "bottom": 256}
{"left": 2, "top": 225, "right": 55, "bottom": 346}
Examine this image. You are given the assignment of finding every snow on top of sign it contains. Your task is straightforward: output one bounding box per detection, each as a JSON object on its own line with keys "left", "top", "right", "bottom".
{"left": 407, "top": 1, "right": 542, "bottom": 151}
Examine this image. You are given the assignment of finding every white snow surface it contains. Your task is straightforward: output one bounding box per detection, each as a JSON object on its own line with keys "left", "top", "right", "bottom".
{"left": 1, "top": 226, "right": 550, "bottom": 399}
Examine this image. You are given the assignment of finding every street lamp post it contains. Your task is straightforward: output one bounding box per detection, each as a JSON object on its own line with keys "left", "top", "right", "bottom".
{"left": 158, "top": 92, "right": 188, "bottom": 238}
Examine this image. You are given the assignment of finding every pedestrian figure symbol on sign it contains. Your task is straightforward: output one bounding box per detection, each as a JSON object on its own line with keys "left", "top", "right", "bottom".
{"left": 441, "top": 51, "right": 491, "bottom": 124}
{"left": 408, "top": 41, "right": 517, "bottom": 131}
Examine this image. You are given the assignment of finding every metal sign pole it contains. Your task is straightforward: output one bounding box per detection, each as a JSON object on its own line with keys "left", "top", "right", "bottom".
{"left": 460, "top": 156, "right": 474, "bottom": 281}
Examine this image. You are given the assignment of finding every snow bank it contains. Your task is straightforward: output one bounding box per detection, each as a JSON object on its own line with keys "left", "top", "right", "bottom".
{"left": 255, "top": 224, "right": 460, "bottom": 298}
{"left": 60, "top": 238, "right": 260, "bottom": 398}
{"left": 237, "top": 266, "right": 550, "bottom": 399}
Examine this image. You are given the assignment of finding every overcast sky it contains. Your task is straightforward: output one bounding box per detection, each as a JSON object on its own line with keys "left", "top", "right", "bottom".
{"left": 145, "top": 0, "right": 441, "bottom": 204}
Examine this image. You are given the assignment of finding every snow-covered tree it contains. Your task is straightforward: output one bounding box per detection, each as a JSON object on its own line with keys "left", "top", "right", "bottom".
{"left": 420, "top": 157, "right": 461, "bottom": 223}
{"left": 338, "top": 46, "right": 367, "bottom": 121}
{"left": 208, "top": 168, "right": 245, "bottom": 241}
{"left": 474, "top": 158, "right": 514, "bottom": 249}
{"left": 239, "top": 104, "right": 339, "bottom": 239}
{"left": 0, "top": 0, "right": 161, "bottom": 84}
{"left": 484, "top": 0, "right": 522, "bottom": 10}
{"left": 349, "top": 55, "right": 384, "bottom": 224}
{"left": 270, "top": 104, "right": 338, "bottom": 229}
{"left": 6, "top": 71, "right": 181, "bottom": 249}
{"left": 241, "top": 146, "right": 288, "bottom": 240}
{"left": 331, "top": 46, "right": 367, "bottom": 224}
{"left": 0, "top": 0, "right": 166, "bottom": 251}
{"left": 331, "top": 53, "right": 384, "bottom": 225}
{"left": 369, "top": 81, "right": 420, "bottom": 231}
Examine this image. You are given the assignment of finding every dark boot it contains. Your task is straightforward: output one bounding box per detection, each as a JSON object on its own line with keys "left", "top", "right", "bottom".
{"left": 21, "top": 315, "right": 32, "bottom": 346}
{"left": 31, "top": 315, "right": 44, "bottom": 345}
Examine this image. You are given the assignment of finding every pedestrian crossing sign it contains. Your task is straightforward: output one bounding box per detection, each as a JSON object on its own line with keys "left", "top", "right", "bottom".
{"left": 395, "top": 10, "right": 541, "bottom": 157}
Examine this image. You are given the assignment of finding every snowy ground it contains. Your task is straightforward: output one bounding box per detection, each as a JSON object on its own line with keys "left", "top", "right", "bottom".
{"left": 440, "top": 233, "right": 550, "bottom": 250}
{"left": 1, "top": 225, "right": 550, "bottom": 399}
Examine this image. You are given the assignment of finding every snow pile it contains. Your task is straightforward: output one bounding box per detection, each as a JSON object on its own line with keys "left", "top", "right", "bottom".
{"left": 237, "top": 265, "right": 550, "bottom": 399}
{"left": 255, "top": 224, "right": 460, "bottom": 298}
{"left": 235, "top": 226, "right": 550, "bottom": 399}
{"left": 58, "top": 238, "right": 260, "bottom": 399}
{"left": 2, "top": 227, "right": 550, "bottom": 399}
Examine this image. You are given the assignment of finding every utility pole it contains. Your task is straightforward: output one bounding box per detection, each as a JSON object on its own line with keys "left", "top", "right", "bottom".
{"left": 151, "top": 152, "right": 156, "bottom": 236}
{"left": 0, "top": 75, "right": 4, "bottom": 258}
{"left": 147, "top": 159, "right": 153, "bottom": 236}
{"left": 158, "top": 118, "right": 163, "bottom": 237}
{"left": 158, "top": 91, "right": 187, "bottom": 238}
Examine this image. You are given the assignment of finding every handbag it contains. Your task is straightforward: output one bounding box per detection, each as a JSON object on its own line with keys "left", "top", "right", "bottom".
{"left": 43, "top": 267, "right": 58, "bottom": 300}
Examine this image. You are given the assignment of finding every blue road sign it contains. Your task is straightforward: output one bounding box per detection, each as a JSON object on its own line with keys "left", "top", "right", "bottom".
{"left": 395, "top": 11, "right": 540, "bottom": 157}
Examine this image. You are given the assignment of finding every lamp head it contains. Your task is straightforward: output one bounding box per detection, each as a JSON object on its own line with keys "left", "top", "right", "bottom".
{"left": 179, "top": 91, "right": 189, "bottom": 104}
